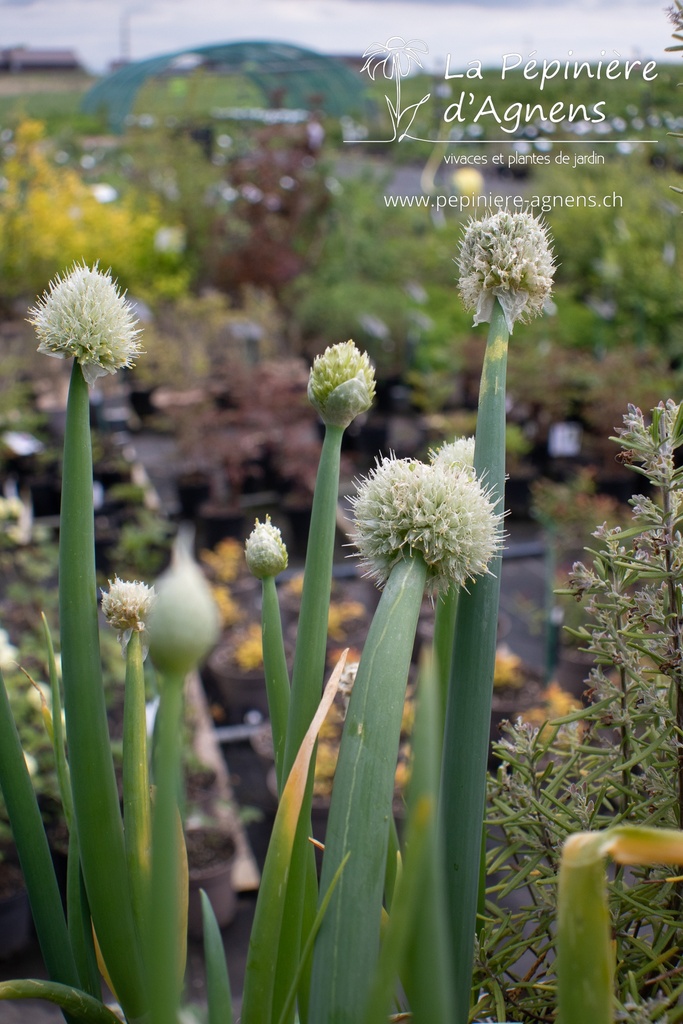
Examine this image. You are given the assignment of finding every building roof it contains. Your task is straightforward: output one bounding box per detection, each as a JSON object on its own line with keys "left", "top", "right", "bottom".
{"left": 82, "top": 40, "right": 368, "bottom": 132}
{"left": 0, "top": 47, "right": 82, "bottom": 71}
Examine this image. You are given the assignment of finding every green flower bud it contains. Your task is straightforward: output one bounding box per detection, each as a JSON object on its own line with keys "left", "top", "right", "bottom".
{"left": 245, "top": 515, "right": 288, "bottom": 579}
{"left": 28, "top": 261, "right": 143, "bottom": 386}
{"left": 457, "top": 210, "right": 555, "bottom": 333}
{"left": 350, "top": 454, "right": 502, "bottom": 595}
{"left": 147, "top": 532, "right": 220, "bottom": 678}
{"left": 308, "top": 340, "right": 375, "bottom": 428}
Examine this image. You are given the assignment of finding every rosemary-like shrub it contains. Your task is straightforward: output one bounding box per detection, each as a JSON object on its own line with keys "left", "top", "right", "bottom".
{"left": 475, "top": 400, "right": 683, "bottom": 1024}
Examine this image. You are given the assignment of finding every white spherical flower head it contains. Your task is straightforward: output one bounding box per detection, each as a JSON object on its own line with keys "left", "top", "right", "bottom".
{"left": 101, "top": 576, "right": 156, "bottom": 653}
{"left": 457, "top": 211, "right": 555, "bottom": 333}
{"left": 350, "top": 454, "right": 502, "bottom": 595}
{"left": 308, "top": 340, "right": 376, "bottom": 428}
{"left": 28, "top": 262, "right": 143, "bottom": 386}
{"left": 430, "top": 436, "right": 476, "bottom": 475}
{"left": 102, "top": 577, "right": 156, "bottom": 633}
{"left": 245, "top": 515, "right": 288, "bottom": 579}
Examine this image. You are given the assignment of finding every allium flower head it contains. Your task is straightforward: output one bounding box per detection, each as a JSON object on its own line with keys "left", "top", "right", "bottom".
{"left": 350, "top": 454, "right": 502, "bottom": 594}
{"left": 457, "top": 211, "right": 555, "bottom": 333}
{"left": 430, "top": 436, "right": 476, "bottom": 475}
{"left": 245, "top": 515, "right": 288, "bottom": 579}
{"left": 101, "top": 576, "right": 156, "bottom": 652}
{"left": 28, "top": 262, "right": 143, "bottom": 386}
{"left": 308, "top": 340, "right": 375, "bottom": 428}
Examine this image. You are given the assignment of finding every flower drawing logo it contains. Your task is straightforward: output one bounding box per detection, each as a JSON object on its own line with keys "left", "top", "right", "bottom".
{"left": 360, "top": 36, "right": 430, "bottom": 142}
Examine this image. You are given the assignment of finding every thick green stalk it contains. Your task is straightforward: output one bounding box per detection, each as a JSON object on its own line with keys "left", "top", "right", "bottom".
{"left": 365, "top": 655, "right": 454, "bottom": 1024}
{"left": 276, "top": 423, "right": 343, "bottom": 1022}
{"left": 261, "top": 574, "right": 290, "bottom": 795}
{"left": 123, "top": 629, "right": 152, "bottom": 943}
{"left": 309, "top": 553, "right": 428, "bottom": 1024}
{"left": 556, "top": 825, "right": 683, "bottom": 1024}
{"left": 0, "top": 669, "right": 80, "bottom": 997}
{"left": 59, "top": 362, "right": 146, "bottom": 1021}
{"left": 432, "top": 587, "right": 458, "bottom": 728}
{"left": 148, "top": 672, "right": 186, "bottom": 1024}
{"left": 284, "top": 423, "right": 343, "bottom": 773}
{"left": 557, "top": 836, "right": 613, "bottom": 1024}
{"left": 440, "top": 299, "right": 509, "bottom": 1023}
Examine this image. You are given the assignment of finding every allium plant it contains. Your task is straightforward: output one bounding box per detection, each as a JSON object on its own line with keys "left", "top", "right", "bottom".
{"left": 28, "top": 262, "right": 143, "bottom": 385}
{"left": 2, "top": 234, "right": 680, "bottom": 1024}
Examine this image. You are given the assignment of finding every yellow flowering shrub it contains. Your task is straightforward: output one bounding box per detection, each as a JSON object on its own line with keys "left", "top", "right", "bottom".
{"left": 200, "top": 539, "right": 245, "bottom": 584}
{"left": 234, "top": 623, "right": 263, "bottom": 673}
{"left": 210, "top": 585, "right": 243, "bottom": 629}
{"left": 0, "top": 120, "right": 188, "bottom": 301}
{"left": 493, "top": 644, "right": 524, "bottom": 690}
{"left": 327, "top": 600, "right": 366, "bottom": 642}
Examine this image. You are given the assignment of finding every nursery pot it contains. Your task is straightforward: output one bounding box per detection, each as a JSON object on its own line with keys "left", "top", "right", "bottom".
{"left": 0, "top": 857, "right": 32, "bottom": 959}
{"left": 0, "top": 887, "right": 32, "bottom": 959}
{"left": 186, "top": 827, "right": 237, "bottom": 939}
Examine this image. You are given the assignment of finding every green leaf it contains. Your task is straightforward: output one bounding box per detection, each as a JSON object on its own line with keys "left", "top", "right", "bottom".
{"left": 241, "top": 653, "right": 347, "bottom": 1024}
{"left": 201, "top": 889, "right": 234, "bottom": 1024}
{"left": 276, "top": 853, "right": 350, "bottom": 1024}
{"left": 309, "top": 554, "right": 428, "bottom": 1024}
{"left": 0, "top": 669, "right": 80, "bottom": 995}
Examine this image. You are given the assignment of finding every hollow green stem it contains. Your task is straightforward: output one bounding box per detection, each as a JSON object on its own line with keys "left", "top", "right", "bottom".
{"left": 261, "top": 575, "right": 290, "bottom": 795}
{"left": 309, "top": 553, "right": 428, "bottom": 1024}
{"left": 440, "top": 299, "right": 509, "bottom": 1024}
{"left": 59, "top": 362, "right": 146, "bottom": 1022}
{"left": 432, "top": 587, "right": 458, "bottom": 728}
{"left": 401, "top": 656, "right": 455, "bottom": 1023}
{"left": 123, "top": 629, "right": 152, "bottom": 946}
{"left": 557, "top": 835, "right": 613, "bottom": 1024}
{"left": 148, "top": 672, "right": 187, "bottom": 1024}
{"left": 277, "top": 423, "right": 343, "bottom": 1021}
{"left": 284, "top": 423, "right": 343, "bottom": 774}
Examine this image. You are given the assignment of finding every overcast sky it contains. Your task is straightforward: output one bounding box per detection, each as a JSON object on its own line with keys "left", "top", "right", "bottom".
{"left": 0, "top": 0, "right": 673, "bottom": 74}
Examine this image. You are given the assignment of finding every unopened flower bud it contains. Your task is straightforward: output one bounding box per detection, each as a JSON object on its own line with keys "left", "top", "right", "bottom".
{"left": 245, "top": 516, "right": 288, "bottom": 579}
{"left": 28, "top": 262, "right": 143, "bottom": 386}
{"left": 308, "top": 340, "right": 375, "bottom": 428}
{"left": 457, "top": 210, "right": 555, "bottom": 333}
{"left": 147, "top": 532, "right": 220, "bottom": 678}
{"left": 350, "top": 454, "right": 502, "bottom": 594}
